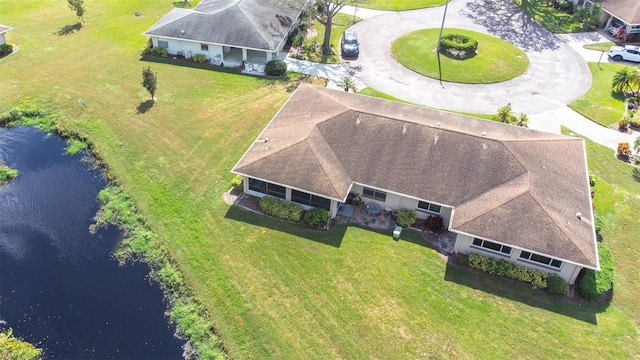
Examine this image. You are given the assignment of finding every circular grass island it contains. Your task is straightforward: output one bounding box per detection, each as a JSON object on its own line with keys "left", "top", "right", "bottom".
{"left": 391, "top": 28, "right": 529, "bottom": 84}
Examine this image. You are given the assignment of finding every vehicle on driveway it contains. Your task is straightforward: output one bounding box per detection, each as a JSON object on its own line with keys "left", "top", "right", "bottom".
{"left": 341, "top": 29, "right": 359, "bottom": 59}
{"left": 609, "top": 45, "right": 640, "bottom": 62}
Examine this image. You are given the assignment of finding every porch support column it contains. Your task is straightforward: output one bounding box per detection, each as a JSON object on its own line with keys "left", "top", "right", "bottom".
{"left": 330, "top": 200, "right": 338, "bottom": 218}
{"left": 242, "top": 48, "right": 247, "bottom": 61}
{"left": 569, "top": 265, "right": 582, "bottom": 285}
{"left": 266, "top": 52, "right": 273, "bottom": 62}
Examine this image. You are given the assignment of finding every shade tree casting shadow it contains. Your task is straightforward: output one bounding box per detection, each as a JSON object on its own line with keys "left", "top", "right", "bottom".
{"left": 460, "top": 0, "right": 561, "bottom": 52}
{"left": 58, "top": 22, "right": 83, "bottom": 36}
{"left": 136, "top": 99, "right": 155, "bottom": 114}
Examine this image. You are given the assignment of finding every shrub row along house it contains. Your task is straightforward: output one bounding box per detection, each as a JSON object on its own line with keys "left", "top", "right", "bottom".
{"left": 144, "top": 0, "right": 301, "bottom": 67}
{"left": 232, "top": 84, "right": 599, "bottom": 285}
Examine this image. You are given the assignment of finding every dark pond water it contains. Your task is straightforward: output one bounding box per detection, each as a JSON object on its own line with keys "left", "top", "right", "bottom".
{"left": 0, "top": 127, "right": 183, "bottom": 359}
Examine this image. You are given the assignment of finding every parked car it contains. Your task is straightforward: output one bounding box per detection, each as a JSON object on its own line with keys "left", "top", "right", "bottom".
{"left": 607, "top": 21, "right": 624, "bottom": 35}
{"left": 341, "top": 29, "right": 359, "bottom": 58}
{"left": 608, "top": 45, "right": 640, "bottom": 62}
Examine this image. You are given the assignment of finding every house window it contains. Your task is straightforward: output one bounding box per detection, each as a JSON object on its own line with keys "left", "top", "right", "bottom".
{"left": 157, "top": 40, "right": 169, "bottom": 49}
{"left": 291, "top": 189, "right": 331, "bottom": 210}
{"left": 362, "top": 187, "right": 386, "bottom": 201}
{"left": 519, "top": 251, "right": 563, "bottom": 269}
{"left": 200, "top": 44, "right": 209, "bottom": 51}
{"left": 416, "top": 201, "right": 442, "bottom": 214}
{"left": 248, "top": 178, "right": 286, "bottom": 199}
{"left": 472, "top": 238, "right": 512, "bottom": 255}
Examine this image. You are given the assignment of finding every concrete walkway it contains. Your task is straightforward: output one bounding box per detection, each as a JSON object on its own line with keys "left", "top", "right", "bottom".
{"left": 286, "top": 0, "right": 638, "bottom": 150}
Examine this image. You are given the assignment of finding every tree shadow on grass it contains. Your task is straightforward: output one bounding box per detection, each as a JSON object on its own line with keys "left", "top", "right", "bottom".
{"left": 611, "top": 90, "right": 627, "bottom": 102}
{"left": 444, "top": 259, "right": 611, "bottom": 324}
{"left": 58, "top": 23, "right": 83, "bottom": 36}
{"left": 460, "top": 0, "right": 561, "bottom": 52}
{"left": 224, "top": 205, "right": 346, "bottom": 248}
{"left": 137, "top": 100, "right": 155, "bottom": 114}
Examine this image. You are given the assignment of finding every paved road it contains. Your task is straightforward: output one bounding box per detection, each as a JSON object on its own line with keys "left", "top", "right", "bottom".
{"left": 287, "top": 0, "right": 639, "bottom": 150}
{"left": 346, "top": 0, "right": 592, "bottom": 115}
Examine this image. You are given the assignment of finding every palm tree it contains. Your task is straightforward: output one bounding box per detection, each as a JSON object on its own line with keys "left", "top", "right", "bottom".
{"left": 337, "top": 76, "right": 358, "bottom": 92}
{"left": 634, "top": 136, "right": 640, "bottom": 155}
{"left": 612, "top": 67, "right": 640, "bottom": 94}
{"left": 515, "top": 113, "right": 529, "bottom": 128}
{"left": 493, "top": 104, "right": 516, "bottom": 124}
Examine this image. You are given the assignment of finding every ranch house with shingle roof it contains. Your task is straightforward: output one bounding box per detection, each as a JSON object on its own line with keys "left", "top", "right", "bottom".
{"left": 144, "top": 0, "right": 301, "bottom": 67}
{"left": 232, "top": 84, "right": 599, "bottom": 285}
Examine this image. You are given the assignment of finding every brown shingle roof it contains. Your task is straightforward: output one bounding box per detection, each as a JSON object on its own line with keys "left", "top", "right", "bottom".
{"left": 601, "top": 0, "right": 640, "bottom": 25}
{"left": 232, "top": 84, "right": 598, "bottom": 268}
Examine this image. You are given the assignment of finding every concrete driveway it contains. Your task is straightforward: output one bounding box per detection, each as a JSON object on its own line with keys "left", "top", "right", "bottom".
{"left": 346, "top": 0, "right": 592, "bottom": 114}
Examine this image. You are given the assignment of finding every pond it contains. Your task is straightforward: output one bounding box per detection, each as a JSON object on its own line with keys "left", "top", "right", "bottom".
{"left": 0, "top": 127, "right": 184, "bottom": 359}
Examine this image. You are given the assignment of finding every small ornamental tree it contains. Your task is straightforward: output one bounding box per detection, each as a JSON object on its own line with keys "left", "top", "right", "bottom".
{"left": 142, "top": 66, "right": 158, "bottom": 100}
{"left": 617, "top": 142, "right": 632, "bottom": 158}
{"left": 395, "top": 208, "right": 416, "bottom": 228}
{"left": 337, "top": 76, "right": 358, "bottom": 92}
{"left": 67, "top": 0, "right": 86, "bottom": 24}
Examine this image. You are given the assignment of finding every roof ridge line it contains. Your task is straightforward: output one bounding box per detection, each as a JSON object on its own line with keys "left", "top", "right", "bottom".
{"left": 527, "top": 191, "right": 594, "bottom": 264}
{"left": 237, "top": 4, "right": 271, "bottom": 49}
{"left": 306, "top": 129, "right": 351, "bottom": 200}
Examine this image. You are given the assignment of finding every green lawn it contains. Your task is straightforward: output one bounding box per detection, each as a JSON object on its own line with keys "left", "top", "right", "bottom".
{"left": 509, "top": 0, "right": 583, "bottom": 33}
{"left": 584, "top": 41, "right": 615, "bottom": 52}
{"left": 569, "top": 63, "right": 627, "bottom": 127}
{"left": 361, "top": 0, "right": 447, "bottom": 10}
{"left": 2, "top": 1, "right": 640, "bottom": 359}
{"left": 391, "top": 28, "right": 529, "bottom": 84}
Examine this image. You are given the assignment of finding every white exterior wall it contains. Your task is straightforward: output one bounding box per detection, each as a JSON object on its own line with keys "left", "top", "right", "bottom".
{"left": 350, "top": 184, "right": 452, "bottom": 225}
{"left": 152, "top": 36, "right": 224, "bottom": 61}
{"left": 454, "top": 233, "right": 583, "bottom": 284}
{"left": 0, "top": 34, "right": 6, "bottom": 45}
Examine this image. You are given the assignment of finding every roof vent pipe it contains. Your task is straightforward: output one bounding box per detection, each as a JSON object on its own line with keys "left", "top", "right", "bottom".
{"left": 576, "top": 212, "right": 582, "bottom": 220}
{"left": 403, "top": 124, "right": 408, "bottom": 135}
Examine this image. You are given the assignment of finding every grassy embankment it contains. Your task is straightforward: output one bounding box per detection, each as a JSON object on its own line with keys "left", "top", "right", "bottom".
{"left": 1, "top": 1, "right": 640, "bottom": 359}
{"left": 569, "top": 63, "right": 627, "bottom": 127}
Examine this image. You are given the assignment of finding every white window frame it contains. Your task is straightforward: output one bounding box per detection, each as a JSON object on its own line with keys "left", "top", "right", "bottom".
{"left": 518, "top": 250, "right": 563, "bottom": 270}
{"left": 416, "top": 200, "right": 442, "bottom": 214}
{"left": 471, "top": 238, "right": 512, "bottom": 256}
{"left": 362, "top": 187, "right": 387, "bottom": 202}
{"left": 201, "top": 43, "right": 209, "bottom": 51}
{"left": 157, "top": 40, "right": 169, "bottom": 49}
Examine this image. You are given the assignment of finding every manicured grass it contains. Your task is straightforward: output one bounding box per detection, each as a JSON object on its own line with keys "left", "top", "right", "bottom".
{"left": 584, "top": 41, "right": 615, "bottom": 52}
{"left": 391, "top": 28, "right": 529, "bottom": 84}
{"left": 563, "top": 127, "right": 640, "bottom": 335}
{"left": 2, "top": 1, "right": 640, "bottom": 359}
{"left": 569, "top": 63, "right": 627, "bottom": 127}
{"left": 297, "top": 13, "right": 359, "bottom": 64}
{"left": 358, "top": 87, "right": 415, "bottom": 104}
{"left": 509, "top": 0, "right": 583, "bottom": 33}
{"left": 361, "top": 0, "right": 446, "bottom": 10}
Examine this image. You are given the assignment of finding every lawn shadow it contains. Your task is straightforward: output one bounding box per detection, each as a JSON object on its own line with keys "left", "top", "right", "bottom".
{"left": 224, "top": 205, "right": 346, "bottom": 248}
{"left": 444, "top": 259, "right": 611, "bottom": 324}
{"left": 610, "top": 90, "right": 626, "bottom": 102}
{"left": 58, "top": 23, "right": 83, "bottom": 36}
{"left": 137, "top": 99, "right": 155, "bottom": 114}
{"left": 461, "top": 0, "right": 561, "bottom": 52}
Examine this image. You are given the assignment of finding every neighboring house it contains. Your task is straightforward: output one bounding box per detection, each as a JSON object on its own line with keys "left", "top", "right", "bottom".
{"left": 0, "top": 24, "right": 12, "bottom": 45}
{"left": 143, "top": 0, "right": 302, "bottom": 67}
{"left": 232, "top": 84, "right": 599, "bottom": 285}
{"left": 578, "top": 0, "right": 640, "bottom": 35}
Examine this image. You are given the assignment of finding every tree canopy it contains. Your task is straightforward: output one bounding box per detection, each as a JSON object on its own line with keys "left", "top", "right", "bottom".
{"left": 67, "top": 0, "right": 86, "bottom": 24}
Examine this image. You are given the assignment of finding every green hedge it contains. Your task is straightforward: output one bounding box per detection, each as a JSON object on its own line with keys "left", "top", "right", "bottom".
{"left": 301, "top": 208, "right": 329, "bottom": 228}
{"left": 265, "top": 60, "right": 287, "bottom": 77}
{"left": 439, "top": 34, "right": 478, "bottom": 58}
{"left": 467, "top": 253, "right": 548, "bottom": 289}
{"left": 192, "top": 54, "right": 207, "bottom": 64}
{"left": 259, "top": 196, "right": 303, "bottom": 221}
{"left": 395, "top": 208, "right": 416, "bottom": 228}
{"left": 547, "top": 274, "right": 569, "bottom": 295}
{"left": 0, "top": 43, "right": 12, "bottom": 56}
{"left": 579, "top": 243, "right": 614, "bottom": 300}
